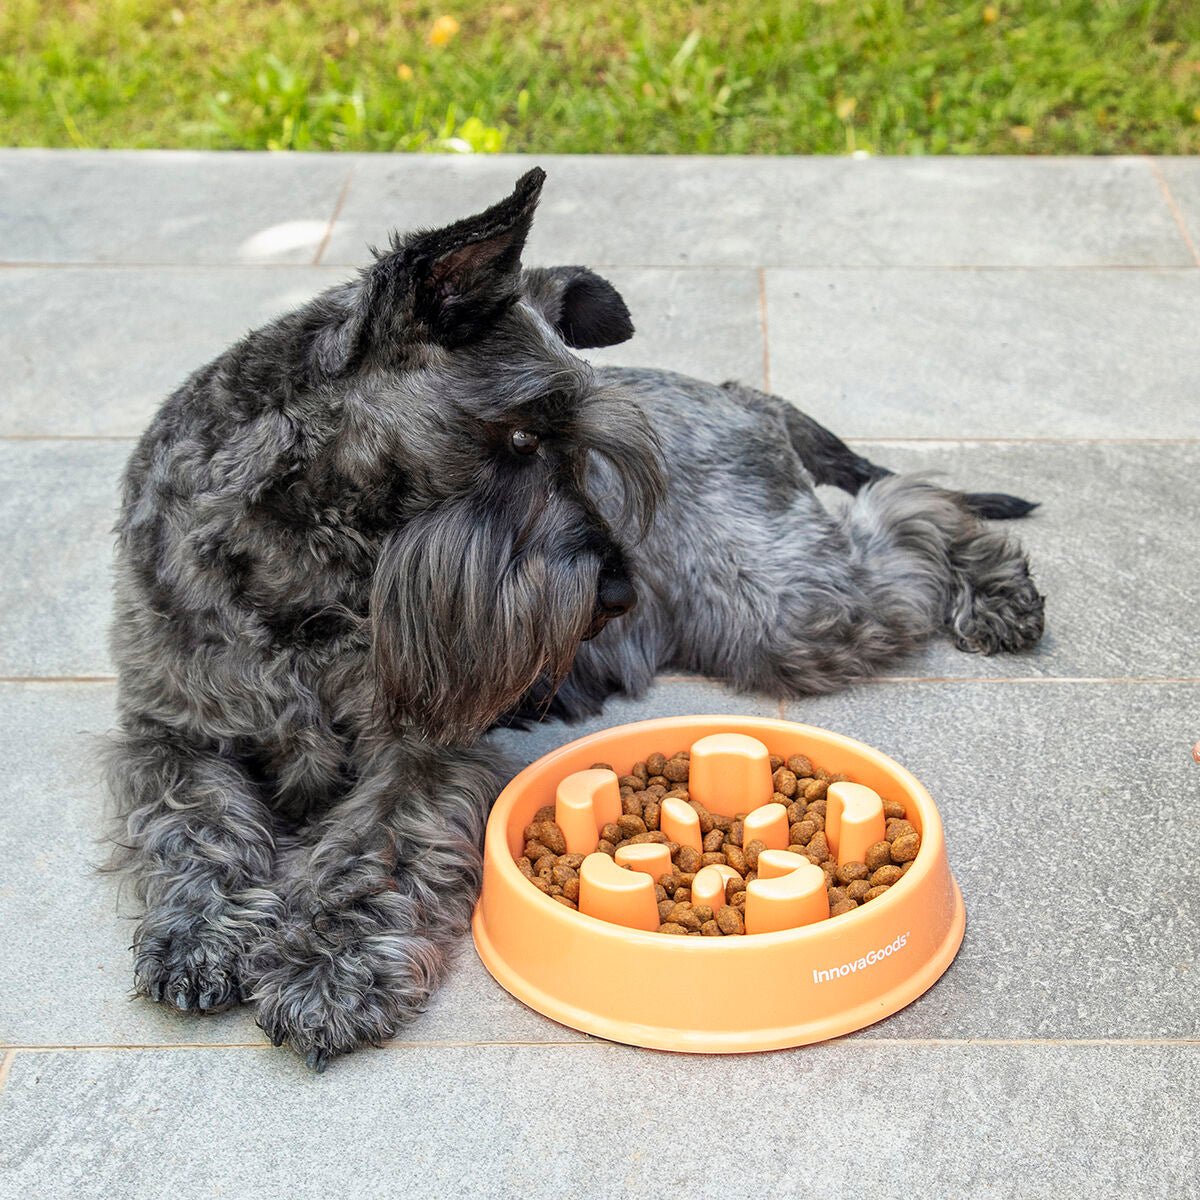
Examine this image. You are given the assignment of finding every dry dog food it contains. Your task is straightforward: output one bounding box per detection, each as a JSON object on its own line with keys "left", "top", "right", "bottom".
{"left": 515, "top": 750, "right": 921, "bottom": 935}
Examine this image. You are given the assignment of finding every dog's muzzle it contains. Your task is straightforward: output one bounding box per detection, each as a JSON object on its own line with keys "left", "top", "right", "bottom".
{"left": 584, "top": 574, "right": 637, "bottom": 640}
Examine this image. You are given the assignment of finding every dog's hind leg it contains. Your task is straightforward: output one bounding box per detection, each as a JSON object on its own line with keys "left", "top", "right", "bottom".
{"left": 105, "top": 718, "right": 284, "bottom": 1013}
{"left": 682, "top": 475, "right": 1044, "bottom": 696}
{"left": 249, "top": 740, "right": 507, "bottom": 1071}
{"left": 842, "top": 476, "right": 1045, "bottom": 657}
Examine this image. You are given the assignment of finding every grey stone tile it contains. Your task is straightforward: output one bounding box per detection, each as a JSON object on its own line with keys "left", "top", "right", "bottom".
{"left": 0, "top": 150, "right": 350, "bottom": 264}
{"left": 0, "top": 681, "right": 248, "bottom": 1047}
{"left": 5, "top": 675, "right": 1194, "bottom": 1049}
{"left": 765, "top": 267, "right": 1200, "bottom": 437}
{"left": 1156, "top": 157, "right": 1200, "bottom": 261}
{"left": 579, "top": 268, "right": 764, "bottom": 389}
{"left": 7, "top": 439, "right": 1190, "bottom": 683}
{"left": 846, "top": 440, "right": 1200, "bottom": 680}
{"left": 0, "top": 680, "right": 583, "bottom": 1047}
{"left": 0, "top": 266, "right": 760, "bottom": 438}
{"left": 3, "top": 1042, "right": 1194, "bottom": 1198}
{"left": 0, "top": 267, "right": 346, "bottom": 437}
{"left": 0, "top": 678, "right": 769, "bottom": 1048}
{"left": 325, "top": 153, "right": 1188, "bottom": 268}
{"left": 781, "top": 681, "right": 1200, "bottom": 1039}
{"left": 0, "top": 440, "right": 123, "bottom": 676}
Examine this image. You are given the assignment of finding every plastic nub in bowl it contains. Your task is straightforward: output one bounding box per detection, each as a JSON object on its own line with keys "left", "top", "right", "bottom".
{"left": 472, "top": 715, "right": 965, "bottom": 1052}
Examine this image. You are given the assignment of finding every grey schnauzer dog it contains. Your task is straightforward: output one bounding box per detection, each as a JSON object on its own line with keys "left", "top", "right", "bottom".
{"left": 107, "top": 168, "right": 1043, "bottom": 1070}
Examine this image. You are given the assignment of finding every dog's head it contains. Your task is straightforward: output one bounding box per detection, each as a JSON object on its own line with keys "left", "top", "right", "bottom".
{"left": 298, "top": 169, "right": 663, "bottom": 743}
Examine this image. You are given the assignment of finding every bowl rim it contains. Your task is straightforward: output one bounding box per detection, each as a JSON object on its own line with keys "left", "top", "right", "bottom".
{"left": 486, "top": 713, "right": 943, "bottom": 949}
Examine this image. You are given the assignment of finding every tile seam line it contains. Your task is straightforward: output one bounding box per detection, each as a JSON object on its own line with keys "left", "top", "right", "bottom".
{"left": 5, "top": 435, "right": 1200, "bottom": 447}
{"left": 4, "top": 262, "right": 1200, "bottom": 272}
{"left": 0, "top": 1048, "right": 14, "bottom": 1092}
{"left": 0, "top": 676, "right": 118, "bottom": 684}
{"left": 313, "top": 165, "right": 356, "bottom": 266}
{"left": 4, "top": 675, "right": 1200, "bottom": 686}
{"left": 3, "top": 1037, "right": 1196, "bottom": 1054}
{"left": 1146, "top": 157, "right": 1200, "bottom": 268}
{"left": 0, "top": 1040, "right": 598, "bottom": 1053}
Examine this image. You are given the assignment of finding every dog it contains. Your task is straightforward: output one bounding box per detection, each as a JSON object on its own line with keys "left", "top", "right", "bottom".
{"left": 106, "top": 168, "right": 1044, "bottom": 1070}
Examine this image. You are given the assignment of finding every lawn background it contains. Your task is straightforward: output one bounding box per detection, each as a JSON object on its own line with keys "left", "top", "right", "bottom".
{"left": 2, "top": 0, "right": 1199, "bottom": 154}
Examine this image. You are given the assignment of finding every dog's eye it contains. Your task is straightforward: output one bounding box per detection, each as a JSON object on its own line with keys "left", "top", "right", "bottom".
{"left": 510, "top": 429, "right": 540, "bottom": 456}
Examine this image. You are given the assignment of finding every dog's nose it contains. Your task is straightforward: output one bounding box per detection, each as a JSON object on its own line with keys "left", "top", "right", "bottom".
{"left": 597, "top": 575, "right": 637, "bottom": 618}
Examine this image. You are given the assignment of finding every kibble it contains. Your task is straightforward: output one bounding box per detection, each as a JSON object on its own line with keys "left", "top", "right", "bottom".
{"left": 805, "top": 831, "right": 830, "bottom": 862}
{"left": 662, "top": 756, "right": 690, "bottom": 782}
{"left": 772, "top": 767, "right": 799, "bottom": 797}
{"left": 743, "top": 838, "right": 767, "bottom": 871}
{"left": 617, "top": 813, "right": 647, "bottom": 838}
{"left": 514, "top": 744, "right": 922, "bottom": 935}
{"left": 716, "top": 905, "right": 745, "bottom": 935}
{"left": 864, "top": 840, "right": 893, "bottom": 871}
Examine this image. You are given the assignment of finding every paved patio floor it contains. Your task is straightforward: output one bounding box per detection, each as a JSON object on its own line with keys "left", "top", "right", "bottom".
{"left": 1, "top": 151, "right": 1197, "bottom": 1198}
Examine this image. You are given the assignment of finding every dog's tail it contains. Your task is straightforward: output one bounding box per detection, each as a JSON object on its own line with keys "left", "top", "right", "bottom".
{"left": 959, "top": 492, "right": 1040, "bottom": 520}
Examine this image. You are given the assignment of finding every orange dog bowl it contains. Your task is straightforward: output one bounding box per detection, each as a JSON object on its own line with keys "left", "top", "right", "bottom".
{"left": 472, "top": 715, "right": 965, "bottom": 1052}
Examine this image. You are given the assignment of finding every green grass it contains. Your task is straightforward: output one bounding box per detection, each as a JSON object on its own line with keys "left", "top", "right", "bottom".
{"left": 2, "top": 1, "right": 1199, "bottom": 153}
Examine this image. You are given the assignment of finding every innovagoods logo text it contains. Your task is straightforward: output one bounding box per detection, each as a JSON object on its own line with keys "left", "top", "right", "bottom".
{"left": 812, "top": 932, "right": 909, "bottom": 984}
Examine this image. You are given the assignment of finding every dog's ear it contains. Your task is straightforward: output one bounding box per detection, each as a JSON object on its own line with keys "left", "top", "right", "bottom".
{"left": 403, "top": 167, "right": 545, "bottom": 346}
{"left": 522, "top": 266, "right": 635, "bottom": 349}
{"left": 315, "top": 168, "right": 546, "bottom": 374}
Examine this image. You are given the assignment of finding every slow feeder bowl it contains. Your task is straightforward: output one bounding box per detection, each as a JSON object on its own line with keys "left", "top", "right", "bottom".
{"left": 472, "top": 715, "right": 964, "bottom": 1052}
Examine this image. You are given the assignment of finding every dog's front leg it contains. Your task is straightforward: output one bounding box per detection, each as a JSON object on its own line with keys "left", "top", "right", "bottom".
{"left": 106, "top": 717, "right": 284, "bottom": 1013}
{"left": 249, "top": 740, "right": 506, "bottom": 1071}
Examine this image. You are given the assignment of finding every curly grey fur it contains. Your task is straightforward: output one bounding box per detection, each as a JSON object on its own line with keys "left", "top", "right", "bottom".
{"left": 106, "top": 169, "right": 1043, "bottom": 1070}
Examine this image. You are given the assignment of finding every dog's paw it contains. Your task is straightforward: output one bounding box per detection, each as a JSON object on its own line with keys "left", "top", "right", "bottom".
{"left": 949, "top": 569, "right": 1046, "bottom": 655}
{"left": 132, "top": 912, "right": 245, "bottom": 1014}
{"left": 249, "top": 921, "right": 426, "bottom": 1071}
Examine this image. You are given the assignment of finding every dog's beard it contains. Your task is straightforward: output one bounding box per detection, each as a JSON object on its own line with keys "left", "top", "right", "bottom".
{"left": 370, "top": 495, "right": 597, "bottom": 745}
{"left": 370, "top": 383, "right": 664, "bottom": 745}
